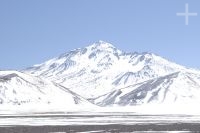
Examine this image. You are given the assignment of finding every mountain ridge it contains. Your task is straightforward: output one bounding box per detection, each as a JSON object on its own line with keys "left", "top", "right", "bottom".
{"left": 0, "top": 70, "right": 95, "bottom": 111}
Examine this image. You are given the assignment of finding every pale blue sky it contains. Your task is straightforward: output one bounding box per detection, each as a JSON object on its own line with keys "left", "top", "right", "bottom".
{"left": 0, "top": 0, "right": 200, "bottom": 70}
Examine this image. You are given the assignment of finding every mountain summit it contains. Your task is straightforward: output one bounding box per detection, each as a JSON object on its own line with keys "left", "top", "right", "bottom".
{"left": 91, "top": 40, "right": 116, "bottom": 49}
{"left": 24, "top": 41, "right": 200, "bottom": 106}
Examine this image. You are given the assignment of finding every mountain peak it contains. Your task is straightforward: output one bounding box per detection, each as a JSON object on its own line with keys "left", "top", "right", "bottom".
{"left": 90, "top": 40, "right": 115, "bottom": 49}
{"left": 98, "top": 40, "right": 108, "bottom": 44}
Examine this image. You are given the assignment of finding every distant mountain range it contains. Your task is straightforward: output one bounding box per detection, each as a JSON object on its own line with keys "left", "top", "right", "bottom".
{"left": 1, "top": 41, "right": 200, "bottom": 111}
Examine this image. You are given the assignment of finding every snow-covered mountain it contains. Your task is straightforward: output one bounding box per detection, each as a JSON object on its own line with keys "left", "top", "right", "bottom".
{"left": 25, "top": 41, "right": 200, "bottom": 106}
{"left": 0, "top": 70, "right": 94, "bottom": 110}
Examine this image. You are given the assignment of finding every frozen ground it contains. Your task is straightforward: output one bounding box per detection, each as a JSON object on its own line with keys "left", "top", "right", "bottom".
{"left": 0, "top": 112, "right": 200, "bottom": 132}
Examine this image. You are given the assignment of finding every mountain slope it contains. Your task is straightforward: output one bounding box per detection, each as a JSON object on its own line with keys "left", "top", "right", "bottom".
{"left": 0, "top": 70, "right": 94, "bottom": 110}
{"left": 25, "top": 41, "right": 200, "bottom": 106}
{"left": 93, "top": 72, "right": 200, "bottom": 106}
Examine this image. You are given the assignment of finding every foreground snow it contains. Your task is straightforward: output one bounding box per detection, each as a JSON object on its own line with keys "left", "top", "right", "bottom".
{"left": 0, "top": 103, "right": 200, "bottom": 115}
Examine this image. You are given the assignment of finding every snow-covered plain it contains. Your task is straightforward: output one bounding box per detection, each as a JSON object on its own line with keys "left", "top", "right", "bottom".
{"left": 1, "top": 112, "right": 200, "bottom": 126}
{"left": 0, "top": 111, "right": 199, "bottom": 132}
